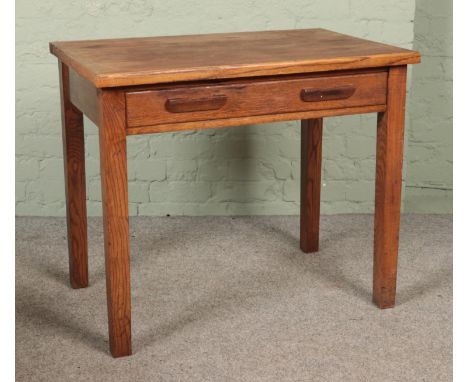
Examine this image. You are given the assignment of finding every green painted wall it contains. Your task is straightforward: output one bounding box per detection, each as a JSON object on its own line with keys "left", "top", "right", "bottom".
{"left": 15, "top": 0, "right": 452, "bottom": 216}
{"left": 404, "top": 0, "right": 453, "bottom": 213}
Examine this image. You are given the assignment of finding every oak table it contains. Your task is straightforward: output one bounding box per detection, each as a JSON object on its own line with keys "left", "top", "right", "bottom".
{"left": 50, "top": 29, "right": 420, "bottom": 357}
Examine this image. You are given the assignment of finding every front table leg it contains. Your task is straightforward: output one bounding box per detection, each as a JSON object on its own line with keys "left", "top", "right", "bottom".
{"left": 373, "top": 65, "right": 407, "bottom": 308}
{"left": 98, "top": 90, "right": 132, "bottom": 357}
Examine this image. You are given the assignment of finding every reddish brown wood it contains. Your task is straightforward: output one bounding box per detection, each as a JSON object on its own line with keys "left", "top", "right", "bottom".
{"left": 126, "top": 104, "right": 386, "bottom": 136}
{"left": 373, "top": 65, "right": 407, "bottom": 309}
{"left": 59, "top": 62, "right": 89, "bottom": 289}
{"left": 300, "top": 85, "right": 355, "bottom": 102}
{"left": 98, "top": 89, "right": 132, "bottom": 357}
{"left": 165, "top": 94, "right": 227, "bottom": 113}
{"left": 300, "top": 118, "right": 323, "bottom": 253}
{"left": 49, "top": 29, "right": 420, "bottom": 87}
{"left": 51, "top": 30, "right": 419, "bottom": 357}
{"left": 126, "top": 71, "right": 387, "bottom": 128}
{"left": 69, "top": 67, "right": 99, "bottom": 125}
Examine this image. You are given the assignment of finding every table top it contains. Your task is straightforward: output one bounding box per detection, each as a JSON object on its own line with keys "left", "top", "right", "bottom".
{"left": 50, "top": 28, "right": 420, "bottom": 88}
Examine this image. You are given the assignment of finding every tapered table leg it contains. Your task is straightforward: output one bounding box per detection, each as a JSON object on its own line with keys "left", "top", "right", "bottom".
{"left": 373, "top": 65, "right": 407, "bottom": 309}
{"left": 59, "top": 62, "right": 89, "bottom": 289}
{"left": 300, "top": 118, "right": 323, "bottom": 253}
{"left": 98, "top": 89, "right": 132, "bottom": 357}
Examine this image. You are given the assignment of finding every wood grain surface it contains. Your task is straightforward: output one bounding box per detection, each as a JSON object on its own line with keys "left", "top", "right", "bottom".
{"left": 52, "top": 27, "right": 420, "bottom": 357}
{"left": 69, "top": 67, "right": 99, "bottom": 125}
{"left": 126, "top": 104, "right": 385, "bottom": 135}
{"left": 300, "top": 119, "right": 323, "bottom": 253}
{"left": 373, "top": 66, "right": 407, "bottom": 309}
{"left": 59, "top": 62, "right": 89, "bottom": 289}
{"left": 98, "top": 89, "right": 132, "bottom": 357}
{"left": 126, "top": 71, "right": 387, "bottom": 127}
{"left": 49, "top": 29, "right": 420, "bottom": 87}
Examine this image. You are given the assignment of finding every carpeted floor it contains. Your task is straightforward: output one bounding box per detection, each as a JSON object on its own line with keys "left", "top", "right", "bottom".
{"left": 16, "top": 214, "right": 452, "bottom": 382}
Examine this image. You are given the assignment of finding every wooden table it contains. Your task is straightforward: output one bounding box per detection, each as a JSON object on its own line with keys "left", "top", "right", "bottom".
{"left": 50, "top": 29, "right": 420, "bottom": 357}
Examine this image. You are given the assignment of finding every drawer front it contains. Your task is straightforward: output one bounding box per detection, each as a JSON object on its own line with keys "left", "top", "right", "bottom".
{"left": 126, "top": 71, "right": 387, "bottom": 128}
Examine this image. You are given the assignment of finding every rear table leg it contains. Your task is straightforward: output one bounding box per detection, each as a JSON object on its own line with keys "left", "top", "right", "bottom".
{"left": 59, "top": 62, "right": 89, "bottom": 289}
{"left": 300, "top": 118, "right": 323, "bottom": 253}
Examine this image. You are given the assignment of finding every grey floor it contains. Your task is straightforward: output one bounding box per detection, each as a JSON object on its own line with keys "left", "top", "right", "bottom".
{"left": 16, "top": 215, "right": 452, "bottom": 382}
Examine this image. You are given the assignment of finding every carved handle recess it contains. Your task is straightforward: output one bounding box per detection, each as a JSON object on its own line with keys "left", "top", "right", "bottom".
{"left": 300, "top": 85, "right": 356, "bottom": 102}
{"left": 165, "top": 94, "right": 227, "bottom": 113}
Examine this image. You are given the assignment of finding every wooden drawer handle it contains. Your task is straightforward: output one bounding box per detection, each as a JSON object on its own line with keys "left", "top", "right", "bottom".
{"left": 300, "top": 85, "right": 356, "bottom": 102}
{"left": 165, "top": 95, "right": 227, "bottom": 113}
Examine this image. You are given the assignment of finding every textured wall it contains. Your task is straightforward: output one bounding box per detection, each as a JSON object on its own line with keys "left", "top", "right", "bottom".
{"left": 16, "top": 0, "right": 445, "bottom": 217}
{"left": 404, "top": 0, "right": 453, "bottom": 213}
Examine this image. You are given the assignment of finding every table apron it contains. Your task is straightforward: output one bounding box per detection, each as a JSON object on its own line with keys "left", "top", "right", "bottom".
{"left": 125, "top": 104, "right": 385, "bottom": 135}
{"left": 124, "top": 71, "right": 387, "bottom": 134}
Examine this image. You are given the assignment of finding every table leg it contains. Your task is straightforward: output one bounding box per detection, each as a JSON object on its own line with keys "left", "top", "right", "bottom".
{"left": 300, "top": 118, "right": 323, "bottom": 253}
{"left": 373, "top": 65, "right": 407, "bottom": 309}
{"left": 98, "top": 90, "right": 132, "bottom": 357}
{"left": 59, "top": 62, "right": 89, "bottom": 289}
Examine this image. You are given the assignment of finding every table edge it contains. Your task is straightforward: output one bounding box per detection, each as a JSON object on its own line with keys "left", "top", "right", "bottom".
{"left": 50, "top": 41, "right": 421, "bottom": 89}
